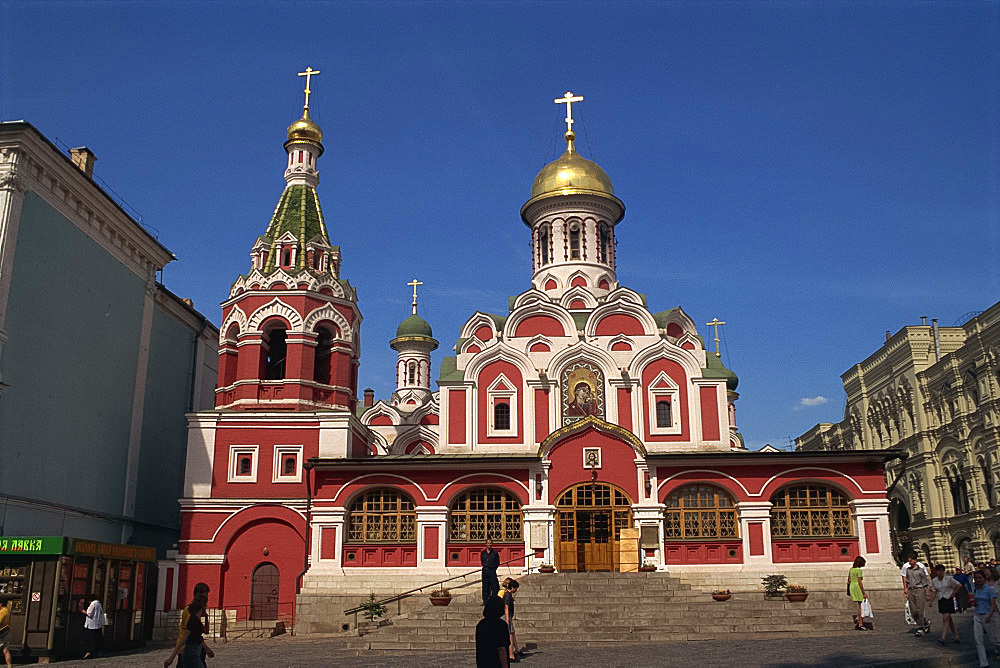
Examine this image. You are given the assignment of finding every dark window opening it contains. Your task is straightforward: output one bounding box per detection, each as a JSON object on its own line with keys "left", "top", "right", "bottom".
{"left": 281, "top": 248, "right": 291, "bottom": 266}
{"left": 655, "top": 399, "right": 672, "bottom": 428}
{"left": 494, "top": 402, "right": 511, "bottom": 431}
{"left": 570, "top": 228, "right": 580, "bottom": 260}
{"left": 408, "top": 363, "right": 417, "bottom": 385}
{"left": 283, "top": 456, "right": 297, "bottom": 476}
{"left": 540, "top": 229, "right": 549, "bottom": 265}
{"left": 313, "top": 328, "right": 333, "bottom": 384}
{"left": 265, "top": 328, "right": 287, "bottom": 380}
{"left": 600, "top": 227, "right": 610, "bottom": 263}
{"left": 238, "top": 455, "right": 252, "bottom": 476}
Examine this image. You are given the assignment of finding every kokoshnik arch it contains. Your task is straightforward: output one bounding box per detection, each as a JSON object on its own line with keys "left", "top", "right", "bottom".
{"left": 167, "top": 75, "right": 898, "bottom": 627}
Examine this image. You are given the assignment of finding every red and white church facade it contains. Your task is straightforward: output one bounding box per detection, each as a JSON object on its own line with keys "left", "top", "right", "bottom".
{"left": 167, "top": 87, "right": 896, "bottom": 625}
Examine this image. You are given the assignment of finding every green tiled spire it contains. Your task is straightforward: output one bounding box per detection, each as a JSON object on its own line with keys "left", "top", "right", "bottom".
{"left": 261, "top": 185, "right": 330, "bottom": 273}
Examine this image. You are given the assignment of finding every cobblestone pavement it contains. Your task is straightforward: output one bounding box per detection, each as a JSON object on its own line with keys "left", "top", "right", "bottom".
{"left": 54, "top": 611, "right": 994, "bottom": 667}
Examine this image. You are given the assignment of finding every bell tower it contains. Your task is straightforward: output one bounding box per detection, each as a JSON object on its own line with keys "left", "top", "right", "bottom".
{"left": 390, "top": 279, "right": 438, "bottom": 409}
{"left": 215, "top": 68, "right": 361, "bottom": 412}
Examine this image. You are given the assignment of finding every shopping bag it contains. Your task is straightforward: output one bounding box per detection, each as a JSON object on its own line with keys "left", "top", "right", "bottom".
{"left": 904, "top": 600, "right": 916, "bottom": 625}
{"left": 102, "top": 612, "right": 110, "bottom": 626}
{"left": 861, "top": 599, "right": 873, "bottom": 620}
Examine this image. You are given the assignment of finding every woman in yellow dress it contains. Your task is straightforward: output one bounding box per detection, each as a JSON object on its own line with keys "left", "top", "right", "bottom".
{"left": 850, "top": 556, "right": 869, "bottom": 631}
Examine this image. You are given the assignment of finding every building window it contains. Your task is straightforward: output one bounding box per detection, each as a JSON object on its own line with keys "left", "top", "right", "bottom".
{"left": 228, "top": 445, "right": 259, "bottom": 482}
{"left": 599, "top": 225, "right": 610, "bottom": 264}
{"left": 486, "top": 374, "right": 517, "bottom": 437}
{"left": 945, "top": 467, "right": 970, "bottom": 514}
{"left": 655, "top": 399, "right": 672, "bottom": 428}
{"left": 313, "top": 326, "right": 333, "bottom": 385}
{"left": 494, "top": 402, "right": 510, "bottom": 431}
{"left": 569, "top": 226, "right": 581, "bottom": 260}
{"left": 769, "top": 484, "right": 853, "bottom": 538}
{"left": 539, "top": 227, "right": 549, "bottom": 266}
{"left": 281, "top": 247, "right": 291, "bottom": 266}
{"left": 664, "top": 484, "right": 738, "bottom": 540}
{"left": 407, "top": 362, "right": 417, "bottom": 386}
{"left": 345, "top": 489, "right": 417, "bottom": 543}
{"left": 273, "top": 445, "right": 303, "bottom": 483}
{"left": 448, "top": 488, "right": 523, "bottom": 542}
{"left": 264, "top": 325, "right": 287, "bottom": 380}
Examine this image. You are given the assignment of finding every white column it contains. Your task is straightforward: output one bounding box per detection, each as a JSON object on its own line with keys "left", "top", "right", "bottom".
{"left": 523, "top": 506, "right": 556, "bottom": 569}
{"left": 850, "top": 498, "right": 893, "bottom": 562}
{"left": 310, "top": 509, "right": 345, "bottom": 567}
{"left": 737, "top": 501, "right": 773, "bottom": 566}
{"left": 0, "top": 166, "right": 26, "bottom": 387}
{"left": 415, "top": 506, "right": 448, "bottom": 568}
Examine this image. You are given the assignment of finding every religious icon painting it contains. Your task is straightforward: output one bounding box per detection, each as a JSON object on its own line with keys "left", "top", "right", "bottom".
{"left": 561, "top": 362, "right": 604, "bottom": 425}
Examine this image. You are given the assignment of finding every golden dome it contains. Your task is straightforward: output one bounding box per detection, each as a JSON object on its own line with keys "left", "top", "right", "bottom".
{"left": 529, "top": 145, "right": 614, "bottom": 199}
{"left": 286, "top": 111, "right": 323, "bottom": 144}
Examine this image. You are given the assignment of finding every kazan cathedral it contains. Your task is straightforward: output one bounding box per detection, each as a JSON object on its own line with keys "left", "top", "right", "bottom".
{"left": 168, "top": 78, "right": 896, "bottom": 626}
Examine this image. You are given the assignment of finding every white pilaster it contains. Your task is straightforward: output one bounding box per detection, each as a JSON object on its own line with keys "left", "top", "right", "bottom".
{"left": 415, "top": 506, "right": 448, "bottom": 567}
{"left": 737, "top": 501, "right": 773, "bottom": 566}
{"left": 0, "top": 165, "right": 26, "bottom": 386}
{"left": 851, "top": 498, "right": 893, "bottom": 562}
{"left": 523, "top": 506, "right": 556, "bottom": 568}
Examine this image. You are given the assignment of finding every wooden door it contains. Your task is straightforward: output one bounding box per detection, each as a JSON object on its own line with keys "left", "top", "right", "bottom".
{"left": 250, "top": 563, "right": 279, "bottom": 620}
{"left": 576, "top": 511, "right": 614, "bottom": 572}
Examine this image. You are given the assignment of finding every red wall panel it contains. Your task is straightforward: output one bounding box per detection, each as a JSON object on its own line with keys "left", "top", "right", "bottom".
{"left": 770, "top": 539, "right": 859, "bottom": 563}
{"left": 616, "top": 388, "right": 632, "bottom": 432}
{"left": 424, "top": 526, "right": 439, "bottom": 560}
{"left": 534, "top": 389, "right": 549, "bottom": 443}
{"left": 448, "top": 390, "right": 466, "bottom": 443}
{"left": 863, "top": 520, "right": 880, "bottom": 553}
{"left": 700, "top": 385, "right": 721, "bottom": 441}
{"left": 321, "top": 527, "right": 337, "bottom": 560}
{"left": 664, "top": 541, "right": 742, "bottom": 564}
{"left": 748, "top": 522, "right": 765, "bottom": 556}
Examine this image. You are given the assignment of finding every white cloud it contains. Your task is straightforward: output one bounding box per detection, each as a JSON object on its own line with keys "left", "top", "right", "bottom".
{"left": 794, "top": 395, "right": 828, "bottom": 410}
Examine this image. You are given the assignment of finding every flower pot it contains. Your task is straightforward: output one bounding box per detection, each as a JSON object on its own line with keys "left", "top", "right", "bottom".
{"left": 712, "top": 593, "right": 732, "bottom": 602}
{"left": 638, "top": 566, "right": 657, "bottom": 573}
{"left": 785, "top": 592, "right": 809, "bottom": 603}
{"left": 429, "top": 595, "right": 452, "bottom": 606}
{"left": 538, "top": 566, "right": 555, "bottom": 573}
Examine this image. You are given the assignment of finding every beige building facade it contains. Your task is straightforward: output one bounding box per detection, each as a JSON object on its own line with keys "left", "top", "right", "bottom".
{"left": 797, "top": 301, "right": 1000, "bottom": 565}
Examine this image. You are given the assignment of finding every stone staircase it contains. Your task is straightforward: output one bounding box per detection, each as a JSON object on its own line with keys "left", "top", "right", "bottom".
{"left": 347, "top": 572, "right": 899, "bottom": 651}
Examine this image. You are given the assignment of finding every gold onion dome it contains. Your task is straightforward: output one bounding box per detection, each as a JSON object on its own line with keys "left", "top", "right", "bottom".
{"left": 529, "top": 132, "right": 614, "bottom": 199}
{"left": 286, "top": 111, "right": 323, "bottom": 144}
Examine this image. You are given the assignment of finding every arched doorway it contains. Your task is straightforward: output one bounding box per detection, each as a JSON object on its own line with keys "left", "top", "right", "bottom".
{"left": 890, "top": 499, "right": 912, "bottom": 566}
{"left": 250, "top": 562, "right": 279, "bottom": 620}
{"left": 555, "top": 482, "right": 633, "bottom": 572}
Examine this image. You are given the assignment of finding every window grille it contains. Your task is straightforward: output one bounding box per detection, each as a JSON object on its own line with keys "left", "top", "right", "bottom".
{"left": 448, "top": 488, "right": 522, "bottom": 542}
{"left": 346, "top": 489, "right": 416, "bottom": 543}
{"left": 664, "top": 485, "right": 737, "bottom": 539}
{"left": 769, "top": 484, "right": 853, "bottom": 538}
{"left": 494, "top": 402, "right": 511, "bottom": 431}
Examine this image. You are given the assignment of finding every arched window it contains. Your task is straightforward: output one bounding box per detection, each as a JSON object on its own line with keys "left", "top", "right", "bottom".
{"left": 281, "top": 247, "right": 291, "bottom": 267}
{"left": 980, "top": 454, "right": 994, "bottom": 509}
{"left": 264, "top": 324, "right": 287, "bottom": 380}
{"left": 957, "top": 537, "right": 973, "bottom": 564}
{"left": 313, "top": 326, "right": 333, "bottom": 385}
{"left": 346, "top": 488, "right": 416, "bottom": 543}
{"left": 407, "top": 362, "right": 417, "bottom": 386}
{"left": 655, "top": 399, "right": 672, "bottom": 428}
{"left": 539, "top": 227, "right": 549, "bottom": 266}
{"left": 282, "top": 454, "right": 296, "bottom": 476}
{"left": 599, "top": 225, "right": 610, "bottom": 264}
{"left": 449, "top": 488, "right": 523, "bottom": 542}
{"left": 664, "top": 485, "right": 738, "bottom": 540}
{"left": 493, "top": 402, "right": 511, "bottom": 431}
{"left": 569, "top": 225, "right": 581, "bottom": 260}
{"left": 769, "top": 484, "right": 853, "bottom": 538}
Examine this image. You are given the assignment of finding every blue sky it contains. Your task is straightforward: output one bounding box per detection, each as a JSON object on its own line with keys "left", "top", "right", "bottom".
{"left": 3, "top": 1, "right": 997, "bottom": 449}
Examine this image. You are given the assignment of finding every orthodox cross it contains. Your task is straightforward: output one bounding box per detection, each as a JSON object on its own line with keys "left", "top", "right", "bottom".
{"left": 705, "top": 317, "right": 726, "bottom": 358}
{"left": 407, "top": 278, "right": 423, "bottom": 315}
{"left": 554, "top": 91, "right": 584, "bottom": 135}
{"left": 298, "top": 67, "right": 320, "bottom": 111}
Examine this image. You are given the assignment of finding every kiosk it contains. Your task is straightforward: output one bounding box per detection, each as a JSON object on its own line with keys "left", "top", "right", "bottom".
{"left": 0, "top": 536, "right": 156, "bottom": 661}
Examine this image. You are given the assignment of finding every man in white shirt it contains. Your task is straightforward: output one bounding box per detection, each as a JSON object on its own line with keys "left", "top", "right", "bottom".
{"left": 902, "top": 552, "right": 932, "bottom": 636}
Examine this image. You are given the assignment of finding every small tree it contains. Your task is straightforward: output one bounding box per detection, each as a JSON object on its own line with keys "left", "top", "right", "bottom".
{"left": 359, "top": 591, "right": 388, "bottom": 622}
{"left": 762, "top": 574, "right": 788, "bottom": 598}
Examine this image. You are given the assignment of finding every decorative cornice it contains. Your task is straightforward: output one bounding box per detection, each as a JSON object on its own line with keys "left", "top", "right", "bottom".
{"left": 537, "top": 414, "right": 647, "bottom": 458}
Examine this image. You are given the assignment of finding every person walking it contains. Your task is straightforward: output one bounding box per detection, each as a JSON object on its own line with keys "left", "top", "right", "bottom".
{"left": 902, "top": 552, "right": 932, "bottom": 636}
{"left": 955, "top": 568, "right": 972, "bottom": 613}
{"left": 476, "top": 597, "right": 510, "bottom": 668}
{"left": 930, "top": 564, "right": 961, "bottom": 644}
{"left": 965, "top": 556, "right": 977, "bottom": 575}
{"left": 501, "top": 578, "right": 521, "bottom": 662}
{"left": 82, "top": 593, "right": 104, "bottom": 659}
{"left": 849, "top": 556, "right": 869, "bottom": 630}
{"left": 0, "top": 599, "right": 12, "bottom": 668}
{"left": 971, "top": 570, "right": 997, "bottom": 667}
{"left": 481, "top": 538, "right": 501, "bottom": 604}
{"left": 164, "top": 598, "right": 215, "bottom": 668}
{"left": 168, "top": 582, "right": 211, "bottom": 667}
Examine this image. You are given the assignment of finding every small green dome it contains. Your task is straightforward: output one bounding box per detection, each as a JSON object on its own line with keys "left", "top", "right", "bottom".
{"left": 724, "top": 368, "right": 739, "bottom": 391}
{"left": 396, "top": 314, "right": 433, "bottom": 338}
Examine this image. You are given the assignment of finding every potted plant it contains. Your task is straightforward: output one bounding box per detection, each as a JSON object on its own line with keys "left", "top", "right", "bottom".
{"left": 762, "top": 574, "right": 788, "bottom": 600}
{"left": 357, "top": 592, "right": 388, "bottom": 635}
{"left": 712, "top": 589, "right": 732, "bottom": 602}
{"left": 785, "top": 585, "right": 809, "bottom": 602}
{"left": 638, "top": 560, "right": 657, "bottom": 573}
{"left": 537, "top": 563, "right": 555, "bottom": 573}
{"left": 429, "top": 588, "right": 453, "bottom": 606}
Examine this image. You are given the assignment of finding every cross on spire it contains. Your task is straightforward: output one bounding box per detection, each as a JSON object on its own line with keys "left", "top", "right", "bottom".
{"left": 298, "top": 67, "right": 320, "bottom": 112}
{"left": 554, "top": 91, "right": 584, "bottom": 136}
{"left": 705, "top": 317, "right": 727, "bottom": 358}
{"left": 407, "top": 278, "right": 423, "bottom": 315}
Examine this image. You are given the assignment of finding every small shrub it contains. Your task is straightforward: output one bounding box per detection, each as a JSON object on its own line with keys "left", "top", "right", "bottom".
{"left": 762, "top": 574, "right": 788, "bottom": 597}
{"left": 430, "top": 588, "right": 451, "bottom": 597}
{"left": 786, "top": 585, "right": 808, "bottom": 593}
{"left": 359, "top": 591, "right": 388, "bottom": 622}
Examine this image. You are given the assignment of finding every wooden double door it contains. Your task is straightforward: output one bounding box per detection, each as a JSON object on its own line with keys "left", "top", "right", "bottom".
{"left": 556, "top": 483, "right": 633, "bottom": 572}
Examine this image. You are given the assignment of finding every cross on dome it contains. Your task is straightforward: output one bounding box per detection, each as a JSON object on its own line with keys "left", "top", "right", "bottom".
{"left": 298, "top": 67, "right": 320, "bottom": 112}
{"left": 407, "top": 278, "right": 423, "bottom": 315}
{"left": 705, "top": 318, "right": 726, "bottom": 358}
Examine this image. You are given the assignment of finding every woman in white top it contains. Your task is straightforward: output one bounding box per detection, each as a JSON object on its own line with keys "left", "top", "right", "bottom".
{"left": 82, "top": 594, "right": 104, "bottom": 659}
{"left": 929, "top": 564, "right": 960, "bottom": 644}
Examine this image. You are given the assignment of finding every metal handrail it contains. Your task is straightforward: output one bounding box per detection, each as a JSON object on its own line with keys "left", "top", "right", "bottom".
{"left": 343, "top": 550, "right": 539, "bottom": 616}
